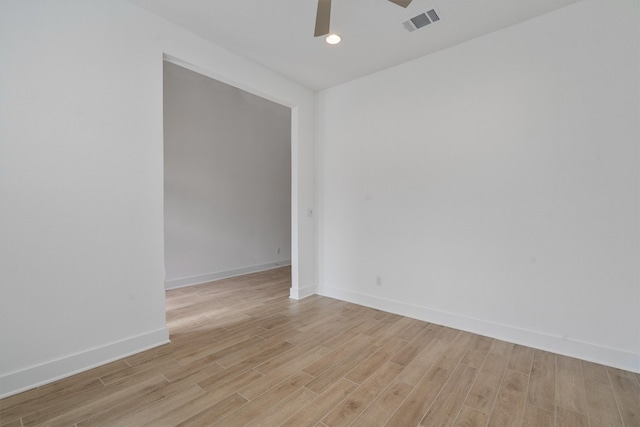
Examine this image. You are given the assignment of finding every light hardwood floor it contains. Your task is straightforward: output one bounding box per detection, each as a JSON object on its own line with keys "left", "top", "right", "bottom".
{"left": 1, "top": 267, "right": 639, "bottom": 426}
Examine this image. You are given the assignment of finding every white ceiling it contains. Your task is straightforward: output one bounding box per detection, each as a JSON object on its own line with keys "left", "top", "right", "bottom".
{"left": 127, "top": 0, "right": 582, "bottom": 91}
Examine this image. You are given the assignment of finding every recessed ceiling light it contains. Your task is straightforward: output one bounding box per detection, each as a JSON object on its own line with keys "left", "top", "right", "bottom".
{"left": 325, "top": 34, "right": 342, "bottom": 45}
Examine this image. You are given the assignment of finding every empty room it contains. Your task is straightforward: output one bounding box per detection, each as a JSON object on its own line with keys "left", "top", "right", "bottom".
{"left": 0, "top": 0, "right": 638, "bottom": 426}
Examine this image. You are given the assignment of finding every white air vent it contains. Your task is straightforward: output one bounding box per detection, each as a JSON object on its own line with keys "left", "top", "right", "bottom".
{"left": 403, "top": 9, "right": 441, "bottom": 32}
{"left": 426, "top": 9, "right": 440, "bottom": 23}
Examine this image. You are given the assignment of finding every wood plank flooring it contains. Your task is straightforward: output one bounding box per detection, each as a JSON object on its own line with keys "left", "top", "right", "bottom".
{"left": 1, "top": 267, "right": 638, "bottom": 426}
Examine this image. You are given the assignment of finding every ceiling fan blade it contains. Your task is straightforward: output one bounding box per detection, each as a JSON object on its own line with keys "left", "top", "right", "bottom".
{"left": 388, "top": 0, "right": 413, "bottom": 7}
{"left": 314, "top": 0, "right": 331, "bottom": 37}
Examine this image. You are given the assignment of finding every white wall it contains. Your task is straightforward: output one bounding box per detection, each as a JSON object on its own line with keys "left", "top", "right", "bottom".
{"left": 316, "top": 0, "right": 639, "bottom": 372}
{"left": 0, "top": 0, "right": 315, "bottom": 398}
{"left": 163, "top": 62, "right": 291, "bottom": 289}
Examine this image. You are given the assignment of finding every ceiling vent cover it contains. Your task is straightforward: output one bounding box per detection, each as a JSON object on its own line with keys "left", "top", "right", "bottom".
{"left": 403, "top": 9, "right": 440, "bottom": 32}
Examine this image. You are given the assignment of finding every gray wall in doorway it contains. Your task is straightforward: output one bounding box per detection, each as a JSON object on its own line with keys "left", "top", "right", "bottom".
{"left": 163, "top": 61, "right": 291, "bottom": 289}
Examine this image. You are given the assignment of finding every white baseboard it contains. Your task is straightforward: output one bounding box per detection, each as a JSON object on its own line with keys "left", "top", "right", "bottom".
{"left": 318, "top": 285, "right": 640, "bottom": 374}
{"left": 165, "top": 260, "right": 292, "bottom": 290}
{"left": 289, "top": 283, "right": 316, "bottom": 300}
{"left": 0, "top": 327, "right": 170, "bottom": 399}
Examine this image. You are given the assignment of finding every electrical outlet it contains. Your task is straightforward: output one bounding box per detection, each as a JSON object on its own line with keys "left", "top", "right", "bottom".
{"left": 376, "top": 276, "right": 382, "bottom": 286}
{"left": 276, "top": 248, "right": 281, "bottom": 254}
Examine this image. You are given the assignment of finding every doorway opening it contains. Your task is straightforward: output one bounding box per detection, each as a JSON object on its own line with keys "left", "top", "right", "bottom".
{"left": 162, "top": 60, "right": 292, "bottom": 308}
